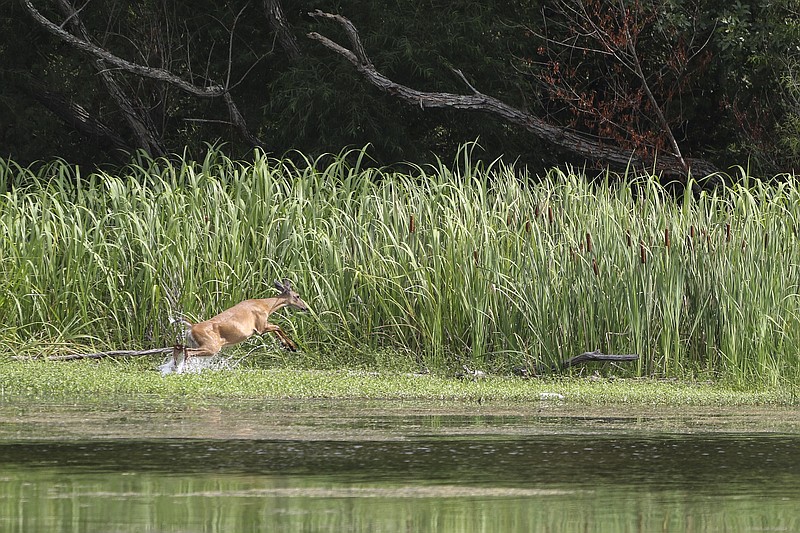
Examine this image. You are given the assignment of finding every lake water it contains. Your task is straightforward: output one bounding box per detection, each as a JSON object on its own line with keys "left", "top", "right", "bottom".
{"left": 1, "top": 401, "right": 798, "bottom": 532}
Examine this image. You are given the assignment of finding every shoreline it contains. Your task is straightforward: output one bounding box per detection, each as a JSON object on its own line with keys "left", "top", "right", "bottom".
{"left": 1, "top": 360, "right": 797, "bottom": 407}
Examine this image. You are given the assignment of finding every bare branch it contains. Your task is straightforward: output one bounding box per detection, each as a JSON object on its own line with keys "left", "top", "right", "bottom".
{"left": 307, "top": 10, "right": 718, "bottom": 177}
{"left": 223, "top": 91, "right": 264, "bottom": 147}
{"left": 16, "top": 74, "right": 129, "bottom": 157}
{"left": 226, "top": 4, "right": 250, "bottom": 90}
{"left": 264, "top": 0, "right": 301, "bottom": 61}
{"left": 309, "top": 11, "right": 372, "bottom": 67}
{"left": 20, "top": 0, "right": 225, "bottom": 97}
{"left": 452, "top": 68, "right": 480, "bottom": 95}
{"left": 615, "top": 0, "right": 687, "bottom": 170}
{"left": 21, "top": 0, "right": 265, "bottom": 149}
{"left": 54, "top": 0, "right": 165, "bottom": 156}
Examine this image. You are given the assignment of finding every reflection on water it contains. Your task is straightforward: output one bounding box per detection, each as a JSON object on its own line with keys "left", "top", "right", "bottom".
{"left": 0, "top": 402, "right": 798, "bottom": 532}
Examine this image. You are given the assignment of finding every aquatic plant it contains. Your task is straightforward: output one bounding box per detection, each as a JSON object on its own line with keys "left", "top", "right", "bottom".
{"left": 1, "top": 147, "right": 799, "bottom": 384}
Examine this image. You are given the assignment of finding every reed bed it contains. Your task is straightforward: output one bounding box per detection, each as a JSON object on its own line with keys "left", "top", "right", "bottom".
{"left": 1, "top": 147, "right": 799, "bottom": 385}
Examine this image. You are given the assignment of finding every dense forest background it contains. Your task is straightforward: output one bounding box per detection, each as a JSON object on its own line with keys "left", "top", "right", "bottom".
{"left": 2, "top": 0, "right": 798, "bottom": 175}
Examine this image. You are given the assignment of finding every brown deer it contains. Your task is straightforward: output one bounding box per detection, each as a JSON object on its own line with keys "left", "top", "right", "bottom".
{"left": 167, "top": 278, "right": 309, "bottom": 373}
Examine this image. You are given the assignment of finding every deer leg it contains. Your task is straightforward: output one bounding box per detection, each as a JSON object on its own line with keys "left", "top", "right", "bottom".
{"left": 179, "top": 329, "right": 223, "bottom": 371}
{"left": 262, "top": 324, "right": 298, "bottom": 351}
{"left": 172, "top": 343, "right": 186, "bottom": 364}
{"left": 183, "top": 345, "right": 221, "bottom": 368}
{"left": 167, "top": 344, "right": 185, "bottom": 374}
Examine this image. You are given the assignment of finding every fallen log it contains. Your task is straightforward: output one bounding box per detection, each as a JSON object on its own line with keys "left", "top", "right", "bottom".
{"left": 11, "top": 347, "right": 174, "bottom": 361}
{"left": 554, "top": 349, "right": 639, "bottom": 371}
{"left": 523, "top": 350, "right": 638, "bottom": 376}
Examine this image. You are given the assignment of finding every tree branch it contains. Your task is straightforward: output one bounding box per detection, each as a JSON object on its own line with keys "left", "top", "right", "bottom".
{"left": 307, "top": 10, "right": 718, "bottom": 177}
{"left": 20, "top": 0, "right": 265, "bottom": 149}
{"left": 264, "top": 0, "right": 301, "bottom": 61}
{"left": 16, "top": 74, "right": 130, "bottom": 158}
{"left": 21, "top": 0, "right": 224, "bottom": 97}
{"left": 54, "top": 0, "right": 165, "bottom": 156}
{"left": 617, "top": 0, "right": 687, "bottom": 171}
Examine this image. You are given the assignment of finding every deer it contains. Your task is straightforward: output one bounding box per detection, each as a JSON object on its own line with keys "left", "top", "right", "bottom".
{"left": 166, "top": 278, "right": 309, "bottom": 374}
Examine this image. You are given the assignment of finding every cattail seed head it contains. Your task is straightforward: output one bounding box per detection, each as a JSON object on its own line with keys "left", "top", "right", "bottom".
{"left": 592, "top": 258, "right": 599, "bottom": 277}
{"left": 626, "top": 231, "right": 632, "bottom": 248}
{"left": 586, "top": 232, "right": 593, "bottom": 253}
{"left": 726, "top": 223, "right": 731, "bottom": 242}
{"left": 409, "top": 214, "right": 415, "bottom": 234}
{"left": 640, "top": 242, "right": 646, "bottom": 264}
{"left": 664, "top": 228, "right": 670, "bottom": 249}
{"left": 548, "top": 206, "right": 553, "bottom": 224}
{"left": 525, "top": 220, "right": 531, "bottom": 233}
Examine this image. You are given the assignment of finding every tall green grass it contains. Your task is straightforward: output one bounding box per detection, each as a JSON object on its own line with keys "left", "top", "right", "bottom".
{"left": 1, "top": 147, "right": 799, "bottom": 384}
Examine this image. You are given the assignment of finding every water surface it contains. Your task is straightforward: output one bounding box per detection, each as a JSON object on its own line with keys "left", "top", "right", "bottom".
{"left": 1, "top": 401, "right": 798, "bottom": 532}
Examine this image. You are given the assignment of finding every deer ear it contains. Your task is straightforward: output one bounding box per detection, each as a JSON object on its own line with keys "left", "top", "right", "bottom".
{"left": 282, "top": 278, "right": 293, "bottom": 290}
{"left": 274, "top": 279, "right": 285, "bottom": 291}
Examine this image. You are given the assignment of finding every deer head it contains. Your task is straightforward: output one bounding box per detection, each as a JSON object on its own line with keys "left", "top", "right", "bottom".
{"left": 274, "top": 278, "right": 310, "bottom": 312}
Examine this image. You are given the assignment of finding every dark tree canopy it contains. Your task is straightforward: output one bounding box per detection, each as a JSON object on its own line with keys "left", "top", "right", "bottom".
{"left": 2, "top": 0, "right": 798, "bottom": 175}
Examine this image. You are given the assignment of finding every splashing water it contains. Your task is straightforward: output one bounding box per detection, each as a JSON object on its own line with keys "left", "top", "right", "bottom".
{"left": 158, "top": 354, "right": 242, "bottom": 375}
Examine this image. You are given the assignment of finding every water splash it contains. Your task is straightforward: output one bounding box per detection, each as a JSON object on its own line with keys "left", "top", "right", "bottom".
{"left": 158, "top": 354, "right": 241, "bottom": 375}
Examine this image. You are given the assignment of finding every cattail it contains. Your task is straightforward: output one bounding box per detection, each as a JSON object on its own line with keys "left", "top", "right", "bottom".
{"left": 640, "top": 241, "right": 647, "bottom": 264}
{"left": 764, "top": 231, "right": 769, "bottom": 250}
{"left": 409, "top": 214, "right": 415, "bottom": 234}
{"left": 535, "top": 204, "right": 541, "bottom": 218}
{"left": 507, "top": 214, "right": 512, "bottom": 227}
{"left": 586, "top": 232, "right": 593, "bottom": 253}
{"left": 664, "top": 228, "right": 670, "bottom": 250}
{"left": 626, "top": 231, "right": 632, "bottom": 248}
{"left": 525, "top": 219, "right": 531, "bottom": 233}
{"left": 592, "top": 258, "right": 599, "bottom": 277}
{"left": 690, "top": 225, "right": 695, "bottom": 240}
{"left": 548, "top": 205, "right": 553, "bottom": 225}
{"left": 726, "top": 223, "right": 731, "bottom": 243}
{"left": 473, "top": 249, "right": 479, "bottom": 265}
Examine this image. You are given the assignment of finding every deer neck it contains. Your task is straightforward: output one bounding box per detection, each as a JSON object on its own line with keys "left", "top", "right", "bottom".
{"left": 261, "top": 296, "right": 289, "bottom": 315}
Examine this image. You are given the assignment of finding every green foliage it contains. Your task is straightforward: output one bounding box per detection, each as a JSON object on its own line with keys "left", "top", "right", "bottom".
{"left": 2, "top": 0, "right": 798, "bottom": 172}
{"left": 1, "top": 147, "right": 800, "bottom": 385}
{"left": 709, "top": 0, "right": 800, "bottom": 170}
{"left": 1, "top": 361, "right": 795, "bottom": 406}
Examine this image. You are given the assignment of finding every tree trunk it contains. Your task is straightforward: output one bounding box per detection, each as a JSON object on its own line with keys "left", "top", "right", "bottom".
{"left": 264, "top": 0, "right": 301, "bottom": 61}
